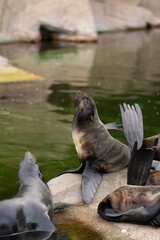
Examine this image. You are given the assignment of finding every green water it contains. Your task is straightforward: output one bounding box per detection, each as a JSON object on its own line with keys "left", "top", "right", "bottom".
{"left": 0, "top": 29, "right": 159, "bottom": 239}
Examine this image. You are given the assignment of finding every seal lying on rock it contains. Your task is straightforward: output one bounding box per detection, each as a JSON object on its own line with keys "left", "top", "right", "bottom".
{"left": 60, "top": 91, "right": 131, "bottom": 204}
{"left": 98, "top": 185, "right": 160, "bottom": 227}
{"left": 0, "top": 152, "right": 56, "bottom": 237}
{"left": 147, "top": 170, "right": 160, "bottom": 185}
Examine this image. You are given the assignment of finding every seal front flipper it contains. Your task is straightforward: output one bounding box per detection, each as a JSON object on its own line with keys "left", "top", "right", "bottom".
{"left": 82, "top": 161, "right": 102, "bottom": 204}
{"left": 58, "top": 162, "right": 85, "bottom": 176}
{"left": 127, "top": 139, "right": 158, "bottom": 185}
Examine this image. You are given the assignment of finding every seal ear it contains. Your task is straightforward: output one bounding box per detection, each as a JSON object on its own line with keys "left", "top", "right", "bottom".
{"left": 127, "top": 139, "right": 158, "bottom": 185}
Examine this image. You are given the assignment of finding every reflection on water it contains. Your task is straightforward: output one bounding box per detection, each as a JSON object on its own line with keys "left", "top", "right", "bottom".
{"left": 0, "top": 230, "right": 71, "bottom": 240}
{"left": 0, "top": 29, "right": 159, "bottom": 239}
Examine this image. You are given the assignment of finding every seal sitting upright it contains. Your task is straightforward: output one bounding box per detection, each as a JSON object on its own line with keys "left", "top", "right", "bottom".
{"left": 61, "top": 91, "right": 130, "bottom": 204}
{"left": 0, "top": 152, "right": 56, "bottom": 237}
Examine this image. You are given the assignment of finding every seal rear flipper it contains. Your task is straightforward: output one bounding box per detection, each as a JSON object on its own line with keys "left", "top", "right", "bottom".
{"left": 104, "top": 122, "right": 123, "bottom": 131}
{"left": 82, "top": 161, "right": 102, "bottom": 204}
{"left": 127, "top": 140, "right": 158, "bottom": 185}
{"left": 57, "top": 162, "right": 85, "bottom": 176}
{"left": 120, "top": 103, "right": 143, "bottom": 150}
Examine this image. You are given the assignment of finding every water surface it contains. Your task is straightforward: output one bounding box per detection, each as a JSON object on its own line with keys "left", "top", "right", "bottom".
{"left": 0, "top": 29, "right": 159, "bottom": 239}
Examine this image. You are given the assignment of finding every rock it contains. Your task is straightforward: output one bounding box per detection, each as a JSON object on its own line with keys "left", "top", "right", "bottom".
{"left": 0, "top": 0, "right": 97, "bottom": 43}
{"left": 0, "top": 55, "right": 43, "bottom": 83}
{"left": 91, "top": 0, "right": 160, "bottom": 33}
{"left": 48, "top": 168, "right": 127, "bottom": 205}
{"left": 48, "top": 169, "right": 160, "bottom": 240}
{"left": 1, "top": 1, "right": 160, "bottom": 43}
{"left": 140, "top": 0, "right": 160, "bottom": 18}
{"left": 0, "top": 56, "right": 10, "bottom": 67}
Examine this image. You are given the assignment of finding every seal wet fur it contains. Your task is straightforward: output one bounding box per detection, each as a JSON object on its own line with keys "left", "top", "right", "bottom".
{"left": 0, "top": 151, "right": 56, "bottom": 237}
{"left": 60, "top": 91, "right": 131, "bottom": 204}
{"left": 98, "top": 185, "right": 160, "bottom": 227}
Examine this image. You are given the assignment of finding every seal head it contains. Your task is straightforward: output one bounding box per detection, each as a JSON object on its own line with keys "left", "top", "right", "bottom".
{"left": 98, "top": 185, "right": 160, "bottom": 227}
{"left": 0, "top": 152, "right": 56, "bottom": 237}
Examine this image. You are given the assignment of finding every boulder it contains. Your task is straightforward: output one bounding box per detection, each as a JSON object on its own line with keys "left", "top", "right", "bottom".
{"left": 0, "top": 0, "right": 97, "bottom": 43}
{"left": 0, "top": 56, "right": 10, "bottom": 67}
{"left": 91, "top": 0, "right": 160, "bottom": 32}
{"left": 1, "top": 1, "right": 160, "bottom": 43}
{"left": 48, "top": 169, "right": 160, "bottom": 240}
{"left": 48, "top": 168, "right": 127, "bottom": 205}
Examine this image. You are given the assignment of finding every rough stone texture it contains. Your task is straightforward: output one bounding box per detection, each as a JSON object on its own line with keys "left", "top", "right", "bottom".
{"left": 48, "top": 169, "right": 127, "bottom": 205}
{"left": 90, "top": 0, "right": 160, "bottom": 32}
{"left": 1, "top": 1, "right": 160, "bottom": 42}
{"left": 140, "top": 0, "right": 160, "bottom": 17}
{"left": 0, "top": 55, "right": 10, "bottom": 67}
{"left": 0, "top": 0, "right": 97, "bottom": 43}
{"left": 48, "top": 169, "right": 160, "bottom": 240}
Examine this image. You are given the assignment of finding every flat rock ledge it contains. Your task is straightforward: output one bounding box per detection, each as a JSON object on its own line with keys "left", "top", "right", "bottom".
{"left": 48, "top": 169, "right": 160, "bottom": 240}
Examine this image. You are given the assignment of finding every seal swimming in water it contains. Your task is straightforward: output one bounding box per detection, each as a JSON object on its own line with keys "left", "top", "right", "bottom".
{"left": 98, "top": 185, "right": 160, "bottom": 227}
{"left": 0, "top": 151, "right": 56, "bottom": 237}
{"left": 60, "top": 91, "right": 131, "bottom": 204}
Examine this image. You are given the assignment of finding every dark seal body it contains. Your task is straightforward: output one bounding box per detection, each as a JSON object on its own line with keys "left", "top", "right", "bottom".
{"left": 72, "top": 91, "right": 130, "bottom": 172}
{"left": 98, "top": 185, "right": 160, "bottom": 227}
{"left": 0, "top": 152, "right": 55, "bottom": 236}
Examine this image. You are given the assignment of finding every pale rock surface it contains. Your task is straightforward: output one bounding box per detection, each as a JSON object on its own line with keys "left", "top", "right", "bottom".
{"left": 48, "top": 168, "right": 127, "bottom": 205}
{"left": 1, "top": 1, "right": 160, "bottom": 43}
{"left": 0, "top": 55, "right": 10, "bottom": 67}
{"left": 0, "top": 0, "right": 97, "bottom": 42}
{"left": 48, "top": 169, "right": 160, "bottom": 240}
{"left": 91, "top": 0, "right": 160, "bottom": 32}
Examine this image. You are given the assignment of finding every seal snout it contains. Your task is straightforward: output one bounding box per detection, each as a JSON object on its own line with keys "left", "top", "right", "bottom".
{"left": 24, "top": 151, "right": 37, "bottom": 164}
{"left": 74, "top": 91, "right": 85, "bottom": 106}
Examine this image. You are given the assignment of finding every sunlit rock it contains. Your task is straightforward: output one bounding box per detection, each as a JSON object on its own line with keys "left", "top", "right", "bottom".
{"left": 91, "top": 0, "right": 160, "bottom": 32}
{"left": 0, "top": 56, "right": 10, "bottom": 67}
{"left": 1, "top": 1, "right": 160, "bottom": 43}
{"left": 49, "top": 168, "right": 160, "bottom": 240}
{"left": 48, "top": 168, "right": 127, "bottom": 205}
{"left": 0, "top": 0, "right": 97, "bottom": 43}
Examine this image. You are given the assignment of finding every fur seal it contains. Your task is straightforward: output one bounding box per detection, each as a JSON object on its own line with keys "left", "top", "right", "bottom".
{"left": 98, "top": 185, "right": 160, "bottom": 227}
{"left": 120, "top": 103, "right": 159, "bottom": 185}
{"left": 147, "top": 170, "right": 160, "bottom": 185}
{"left": 143, "top": 134, "right": 160, "bottom": 160}
{"left": 60, "top": 91, "right": 131, "bottom": 204}
{"left": 0, "top": 151, "right": 56, "bottom": 237}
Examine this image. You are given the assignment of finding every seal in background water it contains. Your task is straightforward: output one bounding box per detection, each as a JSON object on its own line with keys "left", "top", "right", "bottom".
{"left": 0, "top": 152, "right": 56, "bottom": 237}
{"left": 61, "top": 91, "right": 131, "bottom": 204}
{"left": 98, "top": 185, "right": 160, "bottom": 227}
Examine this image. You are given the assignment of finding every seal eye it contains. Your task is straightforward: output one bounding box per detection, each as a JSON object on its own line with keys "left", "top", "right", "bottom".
{"left": 83, "top": 97, "right": 90, "bottom": 107}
